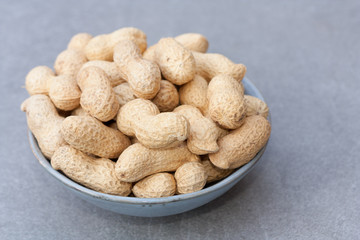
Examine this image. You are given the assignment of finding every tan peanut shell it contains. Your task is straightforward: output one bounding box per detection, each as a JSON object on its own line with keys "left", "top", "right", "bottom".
{"left": 80, "top": 61, "right": 126, "bottom": 87}
{"left": 173, "top": 105, "right": 223, "bottom": 155}
{"left": 113, "top": 40, "right": 161, "bottom": 99}
{"left": 142, "top": 44, "right": 157, "bottom": 62}
{"left": 49, "top": 75, "right": 81, "bottom": 111}
{"left": 25, "top": 66, "right": 54, "bottom": 95}
{"left": 174, "top": 33, "right": 209, "bottom": 53}
{"left": 71, "top": 106, "right": 90, "bottom": 117}
{"left": 61, "top": 116, "right": 130, "bottom": 159}
{"left": 25, "top": 66, "right": 81, "bottom": 111}
{"left": 77, "top": 66, "right": 120, "bottom": 122}
{"left": 21, "top": 95, "right": 67, "bottom": 158}
{"left": 174, "top": 162, "right": 207, "bottom": 194}
{"left": 152, "top": 80, "right": 179, "bottom": 112}
{"left": 179, "top": 75, "right": 208, "bottom": 115}
{"left": 67, "top": 33, "right": 93, "bottom": 52}
{"left": 244, "top": 95, "right": 269, "bottom": 118}
{"left": 115, "top": 142, "right": 200, "bottom": 182}
{"left": 54, "top": 49, "right": 88, "bottom": 77}
{"left": 117, "top": 99, "right": 189, "bottom": 148}
{"left": 84, "top": 27, "right": 147, "bottom": 61}
{"left": 142, "top": 33, "right": 208, "bottom": 62}
{"left": 155, "top": 38, "right": 196, "bottom": 85}
{"left": 113, "top": 82, "right": 137, "bottom": 106}
{"left": 207, "top": 74, "right": 246, "bottom": 129}
{"left": 51, "top": 146, "right": 131, "bottom": 196}
{"left": 192, "top": 51, "right": 246, "bottom": 82}
{"left": 132, "top": 173, "right": 176, "bottom": 198}
{"left": 202, "top": 159, "right": 233, "bottom": 183}
{"left": 209, "top": 115, "right": 271, "bottom": 169}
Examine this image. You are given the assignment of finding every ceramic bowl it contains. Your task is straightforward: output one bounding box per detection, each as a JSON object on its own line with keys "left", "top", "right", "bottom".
{"left": 28, "top": 77, "right": 270, "bottom": 217}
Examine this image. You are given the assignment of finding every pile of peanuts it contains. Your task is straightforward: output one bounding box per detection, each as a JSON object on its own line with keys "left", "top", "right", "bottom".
{"left": 21, "top": 27, "right": 271, "bottom": 198}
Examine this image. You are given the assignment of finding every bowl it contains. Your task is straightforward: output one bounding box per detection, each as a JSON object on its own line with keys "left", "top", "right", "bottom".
{"left": 28, "top": 77, "right": 270, "bottom": 217}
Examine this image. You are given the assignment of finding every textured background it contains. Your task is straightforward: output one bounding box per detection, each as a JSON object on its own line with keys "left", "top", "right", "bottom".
{"left": 1, "top": 0, "right": 359, "bottom": 239}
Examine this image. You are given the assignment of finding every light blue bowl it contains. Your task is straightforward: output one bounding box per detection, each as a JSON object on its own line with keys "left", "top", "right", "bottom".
{"left": 28, "top": 77, "right": 270, "bottom": 217}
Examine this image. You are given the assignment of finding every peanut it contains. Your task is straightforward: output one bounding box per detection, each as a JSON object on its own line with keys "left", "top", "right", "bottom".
{"left": 174, "top": 162, "right": 207, "bottom": 194}
{"left": 152, "top": 80, "right": 179, "bottom": 112}
{"left": 113, "top": 40, "right": 161, "bottom": 99}
{"left": 113, "top": 82, "right": 137, "bottom": 106}
{"left": 61, "top": 116, "right": 130, "bottom": 159}
{"left": 142, "top": 33, "right": 208, "bottom": 62}
{"left": 192, "top": 51, "right": 246, "bottom": 82}
{"left": 173, "top": 105, "right": 224, "bottom": 155}
{"left": 117, "top": 99, "right": 189, "bottom": 148}
{"left": 132, "top": 173, "right": 176, "bottom": 198}
{"left": 113, "top": 80, "right": 179, "bottom": 111}
{"left": 25, "top": 66, "right": 81, "bottom": 111}
{"left": 209, "top": 115, "right": 271, "bottom": 169}
{"left": 155, "top": 38, "right": 196, "bottom": 85}
{"left": 51, "top": 146, "right": 131, "bottom": 196}
{"left": 49, "top": 75, "right": 82, "bottom": 111}
{"left": 179, "top": 75, "right": 208, "bottom": 115}
{"left": 202, "top": 159, "right": 233, "bottom": 183}
{"left": 244, "top": 95, "right": 269, "bottom": 118}
{"left": 142, "top": 44, "right": 157, "bottom": 62}
{"left": 80, "top": 61, "right": 126, "bottom": 87}
{"left": 207, "top": 74, "right": 246, "bottom": 129}
{"left": 84, "top": 27, "right": 147, "bottom": 61}
{"left": 54, "top": 49, "right": 88, "bottom": 77}
{"left": 115, "top": 142, "right": 200, "bottom": 182}
{"left": 71, "top": 106, "right": 90, "bottom": 117}
{"left": 174, "top": 33, "right": 209, "bottom": 53}
{"left": 25, "top": 66, "right": 54, "bottom": 95}
{"left": 21, "top": 95, "right": 66, "bottom": 158}
{"left": 67, "top": 33, "right": 93, "bottom": 52}
{"left": 77, "top": 66, "right": 119, "bottom": 122}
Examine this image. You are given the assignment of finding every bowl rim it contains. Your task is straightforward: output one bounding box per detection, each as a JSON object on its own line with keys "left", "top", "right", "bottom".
{"left": 28, "top": 77, "right": 270, "bottom": 205}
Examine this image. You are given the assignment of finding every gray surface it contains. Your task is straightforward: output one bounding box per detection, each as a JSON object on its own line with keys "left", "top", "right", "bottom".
{"left": 1, "top": 0, "right": 359, "bottom": 239}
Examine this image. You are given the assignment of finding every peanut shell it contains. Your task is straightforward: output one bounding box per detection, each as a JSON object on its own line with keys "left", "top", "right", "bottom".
{"left": 175, "top": 162, "right": 207, "bottom": 194}
{"left": 21, "top": 95, "right": 66, "bottom": 158}
{"left": 61, "top": 116, "right": 130, "bottom": 159}
{"left": 179, "top": 75, "right": 208, "bottom": 115}
{"left": 152, "top": 80, "right": 179, "bottom": 112}
{"left": 115, "top": 142, "right": 200, "bottom": 182}
{"left": 173, "top": 105, "right": 224, "bottom": 155}
{"left": 207, "top": 74, "right": 246, "bottom": 129}
{"left": 54, "top": 49, "right": 88, "bottom": 77}
{"left": 77, "top": 66, "right": 120, "bottom": 122}
{"left": 155, "top": 38, "right": 196, "bottom": 85}
{"left": 51, "top": 146, "right": 131, "bottom": 196}
{"left": 209, "top": 115, "right": 271, "bottom": 169}
{"left": 244, "top": 95, "right": 269, "bottom": 118}
{"left": 117, "top": 99, "right": 189, "bottom": 149}
{"left": 84, "top": 27, "right": 147, "bottom": 61}
{"left": 202, "top": 159, "right": 233, "bottom": 183}
{"left": 132, "top": 173, "right": 176, "bottom": 198}
{"left": 114, "top": 40, "right": 161, "bottom": 99}
{"left": 193, "top": 51, "right": 246, "bottom": 82}
{"left": 67, "top": 33, "right": 93, "bottom": 52}
{"left": 174, "top": 33, "right": 209, "bottom": 53}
